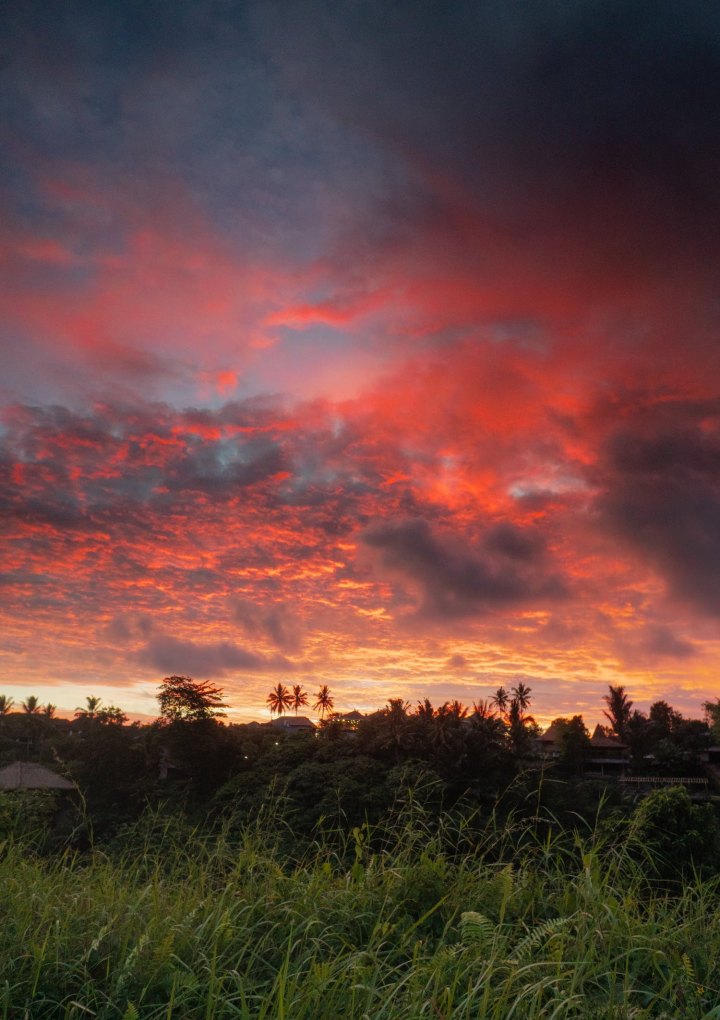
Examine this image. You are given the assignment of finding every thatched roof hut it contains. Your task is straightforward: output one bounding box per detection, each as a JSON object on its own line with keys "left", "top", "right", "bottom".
{"left": 0, "top": 761, "right": 75, "bottom": 790}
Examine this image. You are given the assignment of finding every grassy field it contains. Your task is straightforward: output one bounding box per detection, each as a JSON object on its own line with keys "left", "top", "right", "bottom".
{"left": 2, "top": 798, "right": 720, "bottom": 1019}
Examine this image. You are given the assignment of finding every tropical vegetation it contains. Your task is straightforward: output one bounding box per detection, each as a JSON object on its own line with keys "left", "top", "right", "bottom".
{"left": 0, "top": 679, "right": 719, "bottom": 1015}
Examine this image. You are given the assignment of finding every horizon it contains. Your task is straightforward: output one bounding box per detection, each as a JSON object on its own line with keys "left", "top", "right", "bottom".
{"left": 1, "top": 680, "right": 712, "bottom": 736}
{"left": 3, "top": 2, "right": 720, "bottom": 725}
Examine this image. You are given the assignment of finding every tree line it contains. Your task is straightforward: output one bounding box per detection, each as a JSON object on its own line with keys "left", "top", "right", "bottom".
{"left": 1, "top": 676, "right": 719, "bottom": 853}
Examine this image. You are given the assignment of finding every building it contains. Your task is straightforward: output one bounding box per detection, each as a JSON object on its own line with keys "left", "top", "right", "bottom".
{"left": 586, "top": 725, "right": 630, "bottom": 777}
{"left": 271, "top": 716, "right": 316, "bottom": 734}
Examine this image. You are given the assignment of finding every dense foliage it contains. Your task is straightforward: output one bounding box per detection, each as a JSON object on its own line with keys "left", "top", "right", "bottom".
{"left": 2, "top": 798, "right": 720, "bottom": 1018}
{"left": 2, "top": 681, "right": 720, "bottom": 1016}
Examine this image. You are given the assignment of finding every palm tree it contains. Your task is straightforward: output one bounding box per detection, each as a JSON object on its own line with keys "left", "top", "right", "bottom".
{"left": 507, "top": 697, "right": 536, "bottom": 759}
{"left": 415, "top": 698, "right": 435, "bottom": 721}
{"left": 313, "top": 685, "right": 334, "bottom": 720}
{"left": 603, "top": 685, "right": 633, "bottom": 741}
{"left": 75, "top": 695, "right": 102, "bottom": 720}
{"left": 0, "top": 695, "right": 14, "bottom": 716}
{"left": 511, "top": 682, "right": 532, "bottom": 713}
{"left": 43, "top": 703, "right": 56, "bottom": 718}
{"left": 22, "top": 695, "right": 41, "bottom": 715}
{"left": 381, "top": 699, "right": 411, "bottom": 762}
{"left": 267, "top": 683, "right": 293, "bottom": 717}
{"left": 472, "top": 699, "right": 495, "bottom": 720}
{"left": 291, "top": 684, "right": 309, "bottom": 716}
{"left": 490, "top": 686, "right": 509, "bottom": 714}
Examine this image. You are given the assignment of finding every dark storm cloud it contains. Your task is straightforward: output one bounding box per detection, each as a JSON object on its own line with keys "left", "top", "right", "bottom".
{"left": 362, "top": 518, "right": 568, "bottom": 620}
{"left": 596, "top": 421, "right": 720, "bottom": 615}
{"left": 137, "top": 634, "right": 295, "bottom": 678}
{"left": 258, "top": 0, "right": 720, "bottom": 263}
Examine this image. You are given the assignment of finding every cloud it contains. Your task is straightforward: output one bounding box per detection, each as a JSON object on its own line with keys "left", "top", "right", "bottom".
{"left": 362, "top": 517, "right": 568, "bottom": 621}
{"left": 137, "top": 634, "right": 295, "bottom": 678}
{"left": 258, "top": 1, "right": 720, "bottom": 261}
{"left": 596, "top": 419, "right": 720, "bottom": 616}
{"left": 231, "top": 596, "right": 304, "bottom": 654}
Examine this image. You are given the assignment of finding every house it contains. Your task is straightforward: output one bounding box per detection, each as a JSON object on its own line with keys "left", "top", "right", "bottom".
{"left": 271, "top": 716, "right": 316, "bottom": 734}
{"left": 332, "top": 710, "right": 364, "bottom": 730}
{"left": 586, "top": 725, "right": 630, "bottom": 777}
{"left": 536, "top": 722, "right": 567, "bottom": 760}
{"left": 0, "top": 761, "right": 76, "bottom": 791}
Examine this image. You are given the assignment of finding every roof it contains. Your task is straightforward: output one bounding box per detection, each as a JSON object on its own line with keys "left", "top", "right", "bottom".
{"left": 0, "top": 761, "right": 75, "bottom": 790}
{"left": 538, "top": 722, "right": 566, "bottom": 744}
{"left": 271, "top": 716, "right": 316, "bottom": 730}
{"left": 590, "top": 724, "right": 627, "bottom": 749}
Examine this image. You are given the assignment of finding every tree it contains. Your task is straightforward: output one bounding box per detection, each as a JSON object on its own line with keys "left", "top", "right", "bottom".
{"left": 313, "top": 685, "right": 334, "bottom": 720}
{"left": 507, "top": 686, "right": 536, "bottom": 760}
{"left": 491, "top": 686, "right": 509, "bottom": 714}
{"left": 291, "top": 684, "right": 308, "bottom": 716}
{"left": 603, "top": 685, "right": 633, "bottom": 741}
{"left": 97, "top": 705, "right": 127, "bottom": 726}
{"left": 21, "top": 695, "right": 41, "bottom": 715}
{"left": 415, "top": 698, "right": 435, "bottom": 721}
{"left": 75, "top": 696, "right": 102, "bottom": 720}
{"left": 158, "top": 675, "right": 227, "bottom": 722}
{"left": 631, "top": 786, "right": 719, "bottom": 879}
{"left": 649, "top": 700, "right": 681, "bottom": 741}
{"left": 511, "top": 682, "right": 532, "bottom": 713}
{"left": 703, "top": 698, "right": 720, "bottom": 742}
{"left": 448, "top": 699, "right": 468, "bottom": 719}
{"left": 43, "top": 703, "right": 56, "bottom": 718}
{"left": 472, "top": 699, "right": 495, "bottom": 720}
{"left": 0, "top": 695, "right": 14, "bottom": 716}
{"left": 267, "top": 683, "right": 293, "bottom": 717}
{"left": 547, "top": 716, "right": 590, "bottom": 775}
{"left": 508, "top": 701, "right": 535, "bottom": 756}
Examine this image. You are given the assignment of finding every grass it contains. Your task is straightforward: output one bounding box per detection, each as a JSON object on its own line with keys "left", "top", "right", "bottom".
{"left": 1, "top": 797, "right": 720, "bottom": 1018}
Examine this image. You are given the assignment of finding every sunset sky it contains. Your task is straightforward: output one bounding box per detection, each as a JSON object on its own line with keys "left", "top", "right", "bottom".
{"left": 2, "top": 1, "right": 720, "bottom": 726}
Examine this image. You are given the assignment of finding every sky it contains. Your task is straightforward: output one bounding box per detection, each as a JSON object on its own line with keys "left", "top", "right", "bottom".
{"left": 2, "top": 0, "right": 720, "bottom": 726}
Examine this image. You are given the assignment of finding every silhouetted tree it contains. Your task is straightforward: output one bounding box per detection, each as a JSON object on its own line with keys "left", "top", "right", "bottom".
{"left": 472, "top": 699, "right": 495, "bottom": 720}
{"left": 603, "top": 685, "right": 633, "bottom": 741}
{"left": 511, "top": 682, "right": 532, "bottom": 713}
{"left": 507, "top": 688, "right": 536, "bottom": 761}
{"left": 415, "top": 698, "right": 435, "bottom": 721}
{"left": 43, "top": 703, "right": 56, "bottom": 718}
{"left": 267, "top": 683, "right": 293, "bottom": 717}
{"left": 313, "top": 685, "right": 334, "bottom": 720}
{"left": 158, "top": 676, "right": 227, "bottom": 722}
{"left": 0, "top": 695, "right": 14, "bottom": 716}
{"left": 625, "top": 709, "right": 651, "bottom": 769}
{"left": 97, "top": 705, "right": 127, "bottom": 726}
{"left": 491, "top": 686, "right": 509, "bottom": 714}
{"left": 703, "top": 698, "right": 720, "bottom": 742}
{"left": 548, "top": 716, "right": 590, "bottom": 775}
{"left": 368, "top": 699, "right": 412, "bottom": 762}
{"left": 649, "top": 700, "right": 681, "bottom": 741}
{"left": 75, "top": 696, "right": 102, "bottom": 720}
{"left": 291, "top": 684, "right": 309, "bottom": 716}
{"left": 22, "top": 695, "right": 41, "bottom": 715}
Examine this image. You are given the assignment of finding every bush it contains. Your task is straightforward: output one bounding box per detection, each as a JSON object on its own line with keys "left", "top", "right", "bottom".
{"left": 631, "top": 785, "right": 719, "bottom": 878}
